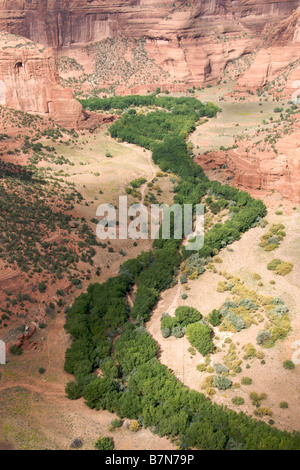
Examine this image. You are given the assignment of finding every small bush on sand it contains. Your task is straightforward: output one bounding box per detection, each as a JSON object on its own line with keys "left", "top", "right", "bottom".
{"left": 274, "top": 262, "right": 293, "bottom": 276}
{"left": 95, "top": 436, "right": 114, "bottom": 450}
{"left": 254, "top": 407, "right": 273, "bottom": 417}
{"left": 232, "top": 396, "right": 245, "bottom": 406}
{"left": 283, "top": 360, "right": 295, "bottom": 370}
{"left": 241, "top": 377, "right": 253, "bottom": 385}
{"left": 279, "top": 401, "right": 288, "bottom": 409}
{"left": 213, "top": 375, "right": 232, "bottom": 390}
{"left": 129, "top": 420, "right": 140, "bottom": 432}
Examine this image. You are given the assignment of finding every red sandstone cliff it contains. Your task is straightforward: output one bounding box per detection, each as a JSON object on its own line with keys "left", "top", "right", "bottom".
{"left": 196, "top": 118, "right": 300, "bottom": 203}
{"left": 0, "top": 32, "right": 83, "bottom": 127}
{"left": 0, "top": 1, "right": 298, "bottom": 48}
{"left": 0, "top": 1, "right": 299, "bottom": 88}
{"left": 236, "top": 7, "right": 300, "bottom": 90}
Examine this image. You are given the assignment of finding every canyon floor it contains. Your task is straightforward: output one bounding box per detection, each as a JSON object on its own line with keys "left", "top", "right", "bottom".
{"left": 0, "top": 85, "right": 299, "bottom": 449}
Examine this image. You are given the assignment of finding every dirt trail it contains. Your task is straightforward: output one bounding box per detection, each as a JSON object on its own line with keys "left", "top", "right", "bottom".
{"left": 166, "top": 280, "right": 182, "bottom": 315}
{"left": 0, "top": 382, "right": 65, "bottom": 397}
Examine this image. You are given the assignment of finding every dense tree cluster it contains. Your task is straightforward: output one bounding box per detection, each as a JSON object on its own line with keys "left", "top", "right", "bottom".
{"left": 160, "top": 306, "right": 203, "bottom": 338}
{"left": 185, "top": 322, "right": 214, "bottom": 356}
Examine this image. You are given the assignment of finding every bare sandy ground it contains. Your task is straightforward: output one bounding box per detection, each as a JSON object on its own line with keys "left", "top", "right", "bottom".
{"left": 147, "top": 205, "right": 300, "bottom": 432}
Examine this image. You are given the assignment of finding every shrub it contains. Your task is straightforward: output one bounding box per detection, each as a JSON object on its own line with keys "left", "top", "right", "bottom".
{"left": 161, "top": 327, "right": 171, "bottom": 338}
{"left": 267, "top": 259, "right": 282, "bottom": 271}
{"left": 243, "top": 343, "right": 257, "bottom": 359}
{"left": 9, "top": 344, "right": 23, "bottom": 356}
{"left": 208, "top": 309, "right": 222, "bottom": 327}
{"left": 38, "top": 281, "right": 47, "bottom": 293}
{"left": 213, "top": 375, "right": 232, "bottom": 390}
{"left": 241, "top": 377, "right": 252, "bottom": 385}
{"left": 38, "top": 367, "right": 46, "bottom": 374}
{"left": 256, "top": 330, "right": 272, "bottom": 346}
{"left": 232, "top": 396, "right": 245, "bottom": 406}
{"left": 252, "top": 273, "right": 261, "bottom": 281}
{"left": 111, "top": 418, "right": 122, "bottom": 428}
{"left": 283, "top": 360, "right": 295, "bottom": 370}
{"left": 264, "top": 244, "right": 278, "bottom": 252}
{"left": 172, "top": 326, "right": 185, "bottom": 338}
{"left": 270, "top": 305, "right": 289, "bottom": 318}
{"left": 275, "top": 262, "right": 293, "bottom": 276}
{"left": 250, "top": 392, "right": 267, "bottom": 406}
{"left": 279, "top": 401, "right": 288, "bottom": 409}
{"left": 129, "top": 420, "right": 140, "bottom": 432}
{"left": 130, "top": 177, "right": 147, "bottom": 188}
{"left": 226, "top": 312, "right": 246, "bottom": 332}
{"left": 213, "top": 363, "right": 229, "bottom": 374}
{"left": 254, "top": 407, "right": 273, "bottom": 417}
{"left": 188, "top": 347, "right": 196, "bottom": 356}
{"left": 95, "top": 436, "right": 114, "bottom": 450}
{"left": 70, "top": 438, "right": 83, "bottom": 449}
{"left": 239, "top": 298, "right": 258, "bottom": 311}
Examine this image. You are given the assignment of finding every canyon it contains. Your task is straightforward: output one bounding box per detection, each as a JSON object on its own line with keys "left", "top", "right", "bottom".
{"left": 0, "top": 0, "right": 299, "bottom": 200}
{"left": 0, "top": 2, "right": 300, "bottom": 452}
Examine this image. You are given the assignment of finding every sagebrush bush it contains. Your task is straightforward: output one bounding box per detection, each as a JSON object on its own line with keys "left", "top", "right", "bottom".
{"left": 213, "top": 363, "right": 229, "bottom": 374}
{"left": 267, "top": 259, "right": 282, "bottom": 271}
{"left": 213, "top": 375, "right": 232, "bottom": 390}
{"left": 254, "top": 407, "right": 273, "bottom": 417}
{"left": 275, "top": 262, "right": 293, "bottom": 276}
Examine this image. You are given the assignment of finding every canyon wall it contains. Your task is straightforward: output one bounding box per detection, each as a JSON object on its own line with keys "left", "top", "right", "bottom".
{"left": 0, "top": 1, "right": 299, "bottom": 87}
{"left": 236, "top": 6, "right": 300, "bottom": 90}
{"left": 0, "top": 33, "right": 83, "bottom": 127}
{"left": 0, "top": 1, "right": 298, "bottom": 48}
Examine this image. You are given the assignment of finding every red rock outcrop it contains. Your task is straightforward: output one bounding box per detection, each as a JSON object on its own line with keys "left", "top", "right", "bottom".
{"left": 0, "top": 32, "right": 83, "bottom": 128}
{"left": 12, "top": 324, "right": 41, "bottom": 351}
{"left": 196, "top": 122, "right": 300, "bottom": 203}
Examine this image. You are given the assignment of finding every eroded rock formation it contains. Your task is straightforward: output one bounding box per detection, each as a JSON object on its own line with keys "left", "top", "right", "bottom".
{"left": 0, "top": 32, "right": 83, "bottom": 127}
{"left": 196, "top": 120, "right": 300, "bottom": 203}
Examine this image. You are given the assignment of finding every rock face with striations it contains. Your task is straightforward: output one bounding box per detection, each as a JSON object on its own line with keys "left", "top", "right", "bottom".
{"left": 236, "top": 6, "right": 300, "bottom": 90}
{"left": 0, "top": 32, "right": 83, "bottom": 128}
{"left": 0, "top": 0, "right": 299, "bottom": 88}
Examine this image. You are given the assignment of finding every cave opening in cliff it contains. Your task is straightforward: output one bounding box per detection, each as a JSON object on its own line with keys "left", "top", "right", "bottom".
{"left": 15, "top": 61, "right": 24, "bottom": 73}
